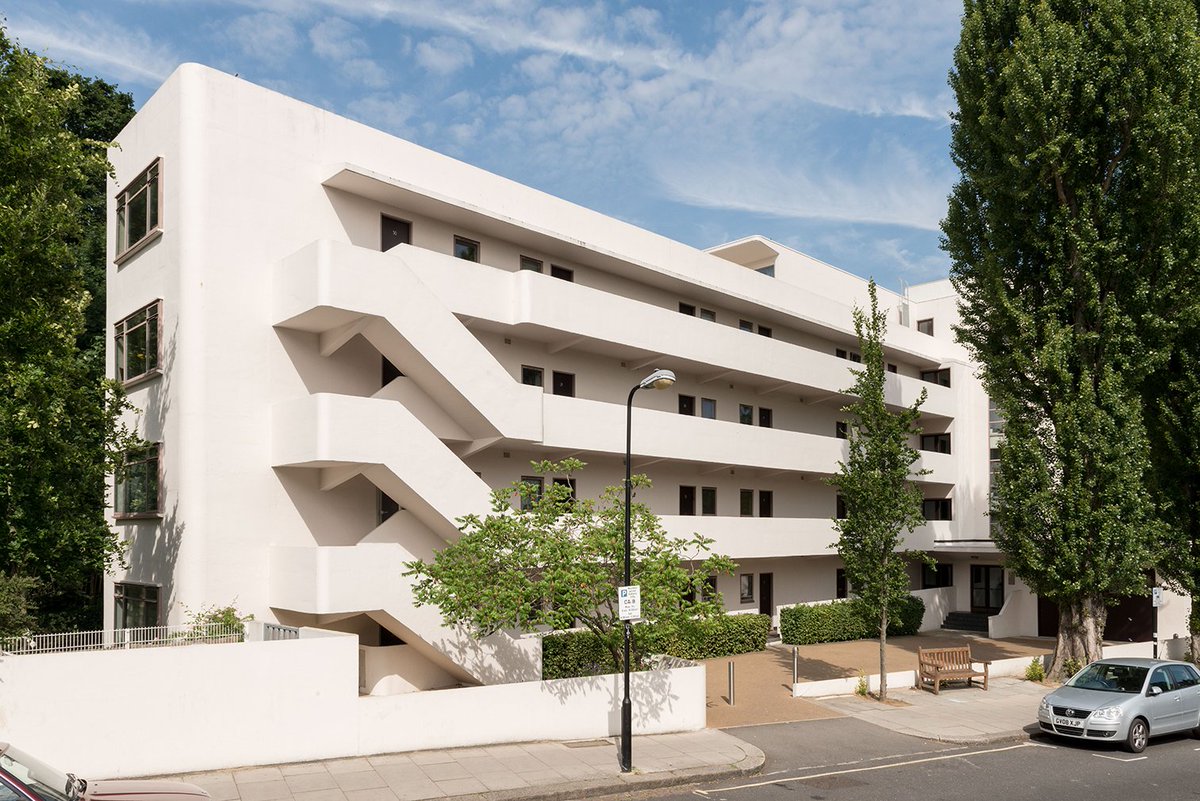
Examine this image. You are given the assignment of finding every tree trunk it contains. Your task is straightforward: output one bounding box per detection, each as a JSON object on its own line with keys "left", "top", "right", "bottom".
{"left": 1051, "top": 595, "right": 1107, "bottom": 679}
{"left": 878, "top": 606, "right": 888, "bottom": 702}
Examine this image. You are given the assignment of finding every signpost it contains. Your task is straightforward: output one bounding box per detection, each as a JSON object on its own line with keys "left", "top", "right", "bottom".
{"left": 618, "top": 585, "right": 641, "bottom": 621}
{"left": 1152, "top": 586, "right": 1162, "bottom": 658}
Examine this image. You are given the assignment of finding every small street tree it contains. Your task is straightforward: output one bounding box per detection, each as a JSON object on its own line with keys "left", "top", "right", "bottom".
{"left": 942, "top": 0, "right": 1200, "bottom": 676}
{"left": 829, "top": 281, "right": 928, "bottom": 702}
{"left": 406, "top": 460, "right": 735, "bottom": 671}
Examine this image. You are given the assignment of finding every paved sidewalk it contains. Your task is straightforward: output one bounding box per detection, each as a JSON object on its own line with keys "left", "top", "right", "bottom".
{"left": 162, "top": 730, "right": 763, "bottom": 801}
{"left": 814, "top": 676, "right": 1047, "bottom": 744}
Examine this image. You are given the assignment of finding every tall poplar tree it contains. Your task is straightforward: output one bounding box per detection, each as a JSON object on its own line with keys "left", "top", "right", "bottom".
{"left": 943, "top": 0, "right": 1200, "bottom": 675}
{"left": 829, "top": 282, "right": 928, "bottom": 702}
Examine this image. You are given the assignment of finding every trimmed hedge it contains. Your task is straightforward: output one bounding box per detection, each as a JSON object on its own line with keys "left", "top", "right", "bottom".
{"left": 542, "top": 613, "right": 771, "bottom": 680}
{"left": 779, "top": 596, "right": 925, "bottom": 645}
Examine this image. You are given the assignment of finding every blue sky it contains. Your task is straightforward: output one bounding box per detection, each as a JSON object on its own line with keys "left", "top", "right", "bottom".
{"left": 7, "top": 1, "right": 964, "bottom": 291}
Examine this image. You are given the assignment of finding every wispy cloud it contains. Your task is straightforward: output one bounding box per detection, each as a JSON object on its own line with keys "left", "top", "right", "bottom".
{"left": 6, "top": 8, "right": 177, "bottom": 84}
{"left": 223, "top": 11, "right": 301, "bottom": 66}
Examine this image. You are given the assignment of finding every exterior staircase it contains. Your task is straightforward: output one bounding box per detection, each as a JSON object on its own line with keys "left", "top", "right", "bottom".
{"left": 941, "top": 611, "right": 990, "bottom": 633}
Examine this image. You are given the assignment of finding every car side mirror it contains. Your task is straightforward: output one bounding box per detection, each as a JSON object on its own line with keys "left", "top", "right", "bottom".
{"left": 1149, "top": 686, "right": 1164, "bottom": 697}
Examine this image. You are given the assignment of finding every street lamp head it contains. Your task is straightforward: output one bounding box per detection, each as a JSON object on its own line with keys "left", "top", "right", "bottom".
{"left": 638, "top": 368, "right": 676, "bottom": 391}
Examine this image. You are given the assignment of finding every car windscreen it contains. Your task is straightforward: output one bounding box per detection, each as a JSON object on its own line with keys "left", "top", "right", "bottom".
{"left": 1066, "top": 662, "right": 1148, "bottom": 693}
{"left": 0, "top": 747, "right": 72, "bottom": 801}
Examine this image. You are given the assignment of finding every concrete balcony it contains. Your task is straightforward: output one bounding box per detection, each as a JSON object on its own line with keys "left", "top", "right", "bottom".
{"left": 661, "top": 515, "right": 937, "bottom": 559}
{"left": 543, "top": 394, "right": 956, "bottom": 483}
{"left": 396, "top": 243, "right": 958, "bottom": 419}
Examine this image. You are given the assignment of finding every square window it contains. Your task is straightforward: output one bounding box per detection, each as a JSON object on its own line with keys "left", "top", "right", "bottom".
{"left": 114, "top": 582, "right": 160, "bottom": 630}
{"left": 849, "top": 351, "right": 862, "bottom": 363}
{"left": 920, "top": 432, "right": 952, "bottom": 454}
{"left": 679, "top": 302, "right": 696, "bottom": 316}
{"left": 519, "top": 476, "right": 544, "bottom": 511}
{"left": 699, "top": 308, "right": 716, "bottom": 322}
{"left": 836, "top": 421, "right": 849, "bottom": 439}
{"left": 678, "top": 394, "right": 695, "bottom": 415}
{"left": 521, "top": 365, "right": 544, "bottom": 387}
{"left": 740, "top": 574, "right": 755, "bottom": 604}
{"left": 758, "top": 407, "right": 773, "bottom": 428}
{"left": 520, "top": 255, "right": 543, "bottom": 272}
{"left": 740, "top": 489, "right": 754, "bottom": 516}
{"left": 920, "top": 368, "right": 952, "bottom": 387}
{"left": 759, "top": 490, "right": 774, "bottom": 518}
{"left": 552, "top": 371, "right": 575, "bottom": 397}
{"left": 836, "top": 348, "right": 848, "bottom": 360}
{"left": 116, "top": 443, "right": 160, "bottom": 517}
{"left": 114, "top": 300, "right": 161, "bottom": 384}
{"left": 115, "top": 158, "right": 162, "bottom": 261}
{"left": 887, "top": 363, "right": 898, "bottom": 373}
{"left": 922, "top": 498, "right": 953, "bottom": 520}
{"left": 679, "top": 485, "right": 696, "bottom": 515}
{"left": 550, "top": 265, "right": 574, "bottom": 282}
{"left": 739, "top": 404, "right": 754, "bottom": 425}
{"left": 701, "top": 398, "right": 716, "bottom": 419}
{"left": 917, "top": 318, "right": 934, "bottom": 336}
{"left": 381, "top": 215, "right": 411, "bottom": 251}
{"left": 453, "top": 236, "right": 480, "bottom": 262}
{"left": 701, "top": 487, "right": 717, "bottom": 516}
{"left": 739, "top": 319, "right": 754, "bottom": 332}
{"left": 758, "top": 325, "right": 773, "bottom": 338}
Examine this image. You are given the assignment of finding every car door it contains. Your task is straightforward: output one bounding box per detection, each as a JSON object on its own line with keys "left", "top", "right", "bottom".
{"left": 1145, "top": 667, "right": 1182, "bottom": 732}
{"left": 1167, "top": 664, "right": 1200, "bottom": 731}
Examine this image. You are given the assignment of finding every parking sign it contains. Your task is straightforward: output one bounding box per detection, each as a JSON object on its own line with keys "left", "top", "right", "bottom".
{"left": 618, "top": 585, "right": 641, "bottom": 620}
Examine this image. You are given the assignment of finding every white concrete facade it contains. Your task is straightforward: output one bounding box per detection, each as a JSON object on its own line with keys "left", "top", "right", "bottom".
{"left": 103, "top": 64, "right": 1183, "bottom": 691}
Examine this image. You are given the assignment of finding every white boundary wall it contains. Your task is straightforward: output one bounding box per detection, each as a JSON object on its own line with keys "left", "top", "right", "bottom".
{"left": 0, "top": 629, "right": 703, "bottom": 778}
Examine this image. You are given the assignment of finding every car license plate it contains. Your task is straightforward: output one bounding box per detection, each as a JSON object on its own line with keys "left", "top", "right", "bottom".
{"left": 1053, "top": 716, "right": 1079, "bottom": 727}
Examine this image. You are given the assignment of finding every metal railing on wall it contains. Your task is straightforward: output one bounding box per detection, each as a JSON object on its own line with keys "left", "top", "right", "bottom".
{"left": 0, "top": 622, "right": 246, "bottom": 655}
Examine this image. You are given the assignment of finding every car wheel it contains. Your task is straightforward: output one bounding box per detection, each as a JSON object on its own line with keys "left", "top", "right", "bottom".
{"left": 1125, "top": 718, "right": 1148, "bottom": 754}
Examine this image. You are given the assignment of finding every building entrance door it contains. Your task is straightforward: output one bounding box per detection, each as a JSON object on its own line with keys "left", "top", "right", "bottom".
{"left": 759, "top": 573, "right": 774, "bottom": 620}
{"left": 970, "top": 565, "right": 1005, "bottom": 615}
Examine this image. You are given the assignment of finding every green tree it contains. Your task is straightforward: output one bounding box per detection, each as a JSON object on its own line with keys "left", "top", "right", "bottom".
{"left": 943, "top": 0, "right": 1200, "bottom": 675}
{"left": 45, "top": 68, "right": 135, "bottom": 359}
{"left": 1146, "top": 328, "right": 1200, "bottom": 661}
{"left": 0, "top": 29, "right": 135, "bottom": 631}
{"left": 828, "top": 281, "right": 928, "bottom": 702}
{"left": 406, "top": 460, "right": 736, "bottom": 672}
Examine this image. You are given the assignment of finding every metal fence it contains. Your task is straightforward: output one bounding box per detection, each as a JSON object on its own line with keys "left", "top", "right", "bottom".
{"left": 0, "top": 622, "right": 245, "bottom": 656}
{"left": 262, "top": 623, "right": 300, "bottom": 641}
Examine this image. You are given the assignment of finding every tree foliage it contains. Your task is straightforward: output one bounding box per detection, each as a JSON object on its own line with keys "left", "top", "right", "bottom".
{"left": 828, "top": 281, "right": 928, "bottom": 701}
{"left": 406, "top": 460, "right": 736, "bottom": 672}
{"left": 0, "top": 29, "right": 136, "bottom": 630}
{"left": 943, "top": 0, "right": 1200, "bottom": 674}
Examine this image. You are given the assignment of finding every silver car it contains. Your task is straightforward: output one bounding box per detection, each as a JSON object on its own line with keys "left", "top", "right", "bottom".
{"left": 1037, "top": 658, "right": 1200, "bottom": 753}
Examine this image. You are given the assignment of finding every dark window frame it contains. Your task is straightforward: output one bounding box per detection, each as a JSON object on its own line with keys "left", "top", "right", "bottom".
{"left": 679, "top": 485, "right": 696, "bottom": 515}
{"left": 114, "top": 299, "right": 162, "bottom": 386}
{"left": 920, "top": 432, "right": 952, "bottom": 454}
{"left": 739, "top": 404, "right": 754, "bottom": 425}
{"left": 701, "top": 398, "right": 717, "bottom": 419}
{"left": 551, "top": 371, "right": 575, "bottom": 397}
{"left": 678, "top": 394, "right": 696, "bottom": 415}
{"left": 739, "top": 489, "right": 754, "bottom": 517}
{"left": 520, "top": 255, "right": 544, "bottom": 272}
{"left": 739, "top": 574, "right": 755, "bottom": 603}
{"left": 917, "top": 318, "right": 934, "bottom": 336}
{"left": 114, "top": 581, "right": 161, "bottom": 630}
{"left": 521, "top": 365, "right": 544, "bottom": 387}
{"left": 453, "top": 235, "right": 481, "bottom": 262}
{"left": 701, "top": 486, "right": 717, "bottom": 516}
{"left": 759, "top": 489, "right": 774, "bottom": 518}
{"left": 115, "top": 158, "right": 163, "bottom": 263}
{"left": 115, "top": 442, "right": 161, "bottom": 518}
{"left": 380, "top": 214, "right": 412, "bottom": 251}
{"left": 550, "top": 264, "right": 574, "bottom": 282}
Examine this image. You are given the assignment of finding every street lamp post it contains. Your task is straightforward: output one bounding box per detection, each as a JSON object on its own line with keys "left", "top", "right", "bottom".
{"left": 620, "top": 367, "right": 676, "bottom": 773}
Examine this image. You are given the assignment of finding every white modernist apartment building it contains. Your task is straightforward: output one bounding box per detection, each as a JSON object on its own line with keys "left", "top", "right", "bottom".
{"left": 103, "top": 64, "right": 1175, "bottom": 693}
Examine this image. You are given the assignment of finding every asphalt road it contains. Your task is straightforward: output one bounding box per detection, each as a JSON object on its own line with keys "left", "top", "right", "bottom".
{"left": 622, "top": 718, "right": 1200, "bottom": 801}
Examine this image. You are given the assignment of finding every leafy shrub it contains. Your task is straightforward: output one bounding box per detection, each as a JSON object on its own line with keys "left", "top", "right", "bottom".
{"left": 779, "top": 596, "right": 926, "bottom": 645}
{"left": 1061, "top": 657, "right": 1083, "bottom": 680}
{"left": 542, "top": 614, "right": 771, "bottom": 679}
{"left": 855, "top": 670, "right": 869, "bottom": 696}
{"left": 1025, "top": 657, "right": 1046, "bottom": 682}
{"left": 0, "top": 574, "right": 39, "bottom": 638}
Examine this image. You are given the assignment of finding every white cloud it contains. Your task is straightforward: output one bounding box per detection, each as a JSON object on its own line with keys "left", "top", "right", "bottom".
{"left": 224, "top": 12, "right": 301, "bottom": 66}
{"left": 414, "top": 36, "right": 475, "bottom": 75}
{"left": 6, "top": 9, "right": 178, "bottom": 84}
{"left": 309, "top": 16, "right": 361, "bottom": 61}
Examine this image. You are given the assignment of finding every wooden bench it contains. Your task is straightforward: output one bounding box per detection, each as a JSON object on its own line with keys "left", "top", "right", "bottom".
{"left": 918, "top": 646, "right": 991, "bottom": 694}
